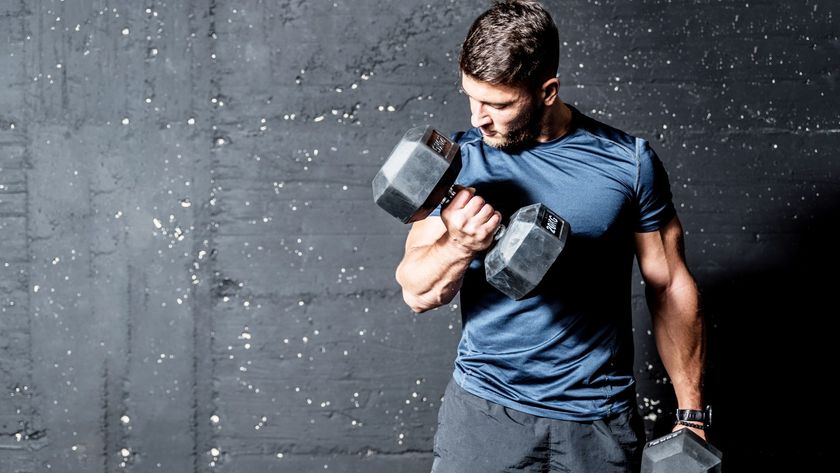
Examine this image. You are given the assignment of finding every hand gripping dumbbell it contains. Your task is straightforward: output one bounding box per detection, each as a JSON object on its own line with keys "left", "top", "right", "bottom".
{"left": 371, "top": 126, "right": 570, "bottom": 300}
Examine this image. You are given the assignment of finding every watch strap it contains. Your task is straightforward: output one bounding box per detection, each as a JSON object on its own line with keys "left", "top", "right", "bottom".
{"left": 675, "top": 405, "right": 712, "bottom": 427}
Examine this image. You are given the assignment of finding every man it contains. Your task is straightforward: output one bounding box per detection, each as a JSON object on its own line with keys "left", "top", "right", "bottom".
{"left": 394, "top": 1, "right": 706, "bottom": 472}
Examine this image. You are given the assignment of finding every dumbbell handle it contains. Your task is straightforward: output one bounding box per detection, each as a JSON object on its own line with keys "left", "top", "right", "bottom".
{"left": 440, "top": 185, "right": 507, "bottom": 241}
{"left": 442, "top": 185, "right": 458, "bottom": 207}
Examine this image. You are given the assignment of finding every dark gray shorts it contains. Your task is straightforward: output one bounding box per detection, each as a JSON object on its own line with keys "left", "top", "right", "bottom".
{"left": 431, "top": 377, "right": 645, "bottom": 473}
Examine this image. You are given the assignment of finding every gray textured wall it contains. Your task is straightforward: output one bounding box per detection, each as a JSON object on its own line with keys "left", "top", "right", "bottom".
{"left": 1, "top": 0, "right": 836, "bottom": 471}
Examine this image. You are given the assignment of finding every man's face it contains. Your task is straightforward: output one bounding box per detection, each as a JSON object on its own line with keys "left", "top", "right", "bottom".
{"left": 460, "top": 74, "right": 544, "bottom": 151}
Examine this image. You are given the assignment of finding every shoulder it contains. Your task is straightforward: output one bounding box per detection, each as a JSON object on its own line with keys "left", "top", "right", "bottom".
{"left": 452, "top": 128, "right": 483, "bottom": 147}
{"left": 569, "top": 106, "right": 643, "bottom": 161}
{"left": 451, "top": 128, "right": 487, "bottom": 166}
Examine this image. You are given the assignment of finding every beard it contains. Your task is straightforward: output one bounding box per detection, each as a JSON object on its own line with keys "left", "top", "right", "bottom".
{"left": 482, "top": 99, "right": 545, "bottom": 152}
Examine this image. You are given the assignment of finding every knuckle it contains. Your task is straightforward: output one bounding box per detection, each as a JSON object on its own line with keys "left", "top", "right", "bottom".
{"left": 452, "top": 213, "right": 468, "bottom": 230}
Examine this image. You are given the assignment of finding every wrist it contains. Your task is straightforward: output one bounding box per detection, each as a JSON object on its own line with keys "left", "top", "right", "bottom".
{"left": 675, "top": 405, "right": 712, "bottom": 429}
{"left": 439, "top": 233, "right": 478, "bottom": 259}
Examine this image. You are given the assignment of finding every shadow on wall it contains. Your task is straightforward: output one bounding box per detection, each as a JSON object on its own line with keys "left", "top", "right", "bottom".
{"left": 647, "top": 190, "right": 839, "bottom": 471}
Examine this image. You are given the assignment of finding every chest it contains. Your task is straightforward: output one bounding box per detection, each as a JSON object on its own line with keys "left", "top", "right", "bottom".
{"left": 461, "top": 148, "right": 637, "bottom": 239}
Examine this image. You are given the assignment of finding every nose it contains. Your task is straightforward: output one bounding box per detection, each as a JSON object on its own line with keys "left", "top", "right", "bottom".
{"left": 470, "top": 100, "right": 492, "bottom": 128}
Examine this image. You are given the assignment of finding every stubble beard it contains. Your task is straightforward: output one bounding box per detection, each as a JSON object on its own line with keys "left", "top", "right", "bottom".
{"left": 483, "top": 99, "right": 545, "bottom": 152}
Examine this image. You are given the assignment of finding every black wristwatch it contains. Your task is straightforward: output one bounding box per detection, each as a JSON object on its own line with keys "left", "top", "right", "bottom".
{"left": 675, "top": 405, "right": 712, "bottom": 428}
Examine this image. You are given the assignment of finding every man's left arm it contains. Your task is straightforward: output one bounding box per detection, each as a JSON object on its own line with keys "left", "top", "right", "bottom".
{"left": 635, "top": 214, "right": 707, "bottom": 439}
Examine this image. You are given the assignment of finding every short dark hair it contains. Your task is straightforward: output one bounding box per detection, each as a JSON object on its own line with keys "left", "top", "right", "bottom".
{"left": 459, "top": 1, "right": 559, "bottom": 89}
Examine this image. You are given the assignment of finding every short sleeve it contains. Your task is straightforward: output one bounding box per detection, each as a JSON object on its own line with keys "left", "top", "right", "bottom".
{"left": 635, "top": 138, "right": 676, "bottom": 232}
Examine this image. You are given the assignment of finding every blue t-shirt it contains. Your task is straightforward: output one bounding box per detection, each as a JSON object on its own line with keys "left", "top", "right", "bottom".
{"left": 432, "top": 106, "right": 675, "bottom": 421}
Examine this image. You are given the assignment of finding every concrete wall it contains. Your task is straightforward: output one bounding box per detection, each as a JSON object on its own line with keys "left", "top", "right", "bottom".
{"left": 1, "top": 0, "right": 836, "bottom": 471}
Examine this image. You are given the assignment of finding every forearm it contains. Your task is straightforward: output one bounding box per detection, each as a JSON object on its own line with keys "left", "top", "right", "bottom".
{"left": 395, "top": 233, "right": 475, "bottom": 313}
{"left": 648, "top": 276, "right": 705, "bottom": 408}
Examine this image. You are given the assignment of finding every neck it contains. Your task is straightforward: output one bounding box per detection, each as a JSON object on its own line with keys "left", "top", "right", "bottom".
{"left": 536, "top": 100, "right": 572, "bottom": 142}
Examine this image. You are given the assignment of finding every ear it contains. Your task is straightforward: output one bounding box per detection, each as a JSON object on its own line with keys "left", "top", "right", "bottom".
{"left": 540, "top": 77, "right": 560, "bottom": 105}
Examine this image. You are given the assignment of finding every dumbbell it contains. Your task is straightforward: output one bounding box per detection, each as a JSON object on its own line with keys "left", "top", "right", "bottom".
{"left": 371, "top": 126, "right": 570, "bottom": 300}
{"left": 641, "top": 428, "right": 722, "bottom": 473}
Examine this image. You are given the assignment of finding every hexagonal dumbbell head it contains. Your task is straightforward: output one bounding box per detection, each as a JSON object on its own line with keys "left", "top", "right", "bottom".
{"left": 372, "top": 126, "right": 462, "bottom": 223}
{"left": 641, "top": 429, "right": 722, "bottom": 473}
{"left": 484, "top": 203, "right": 570, "bottom": 300}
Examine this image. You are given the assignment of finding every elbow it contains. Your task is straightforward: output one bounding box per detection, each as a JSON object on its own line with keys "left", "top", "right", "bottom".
{"left": 403, "top": 285, "right": 458, "bottom": 313}
{"left": 403, "top": 288, "right": 452, "bottom": 314}
{"left": 395, "top": 264, "right": 427, "bottom": 313}
{"left": 395, "top": 262, "right": 457, "bottom": 313}
{"left": 396, "top": 268, "right": 445, "bottom": 313}
{"left": 394, "top": 262, "right": 408, "bottom": 291}
{"left": 645, "top": 268, "right": 698, "bottom": 297}
{"left": 402, "top": 289, "right": 452, "bottom": 313}
{"left": 403, "top": 290, "right": 432, "bottom": 313}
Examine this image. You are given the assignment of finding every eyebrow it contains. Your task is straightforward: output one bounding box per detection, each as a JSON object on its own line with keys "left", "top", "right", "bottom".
{"left": 458, "top": 87, "right": 513, "bottom": 107}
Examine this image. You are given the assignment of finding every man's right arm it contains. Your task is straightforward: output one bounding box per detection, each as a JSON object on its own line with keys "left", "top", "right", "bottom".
{"left": 395, "top": 188, "right": 500, "bottom": 313}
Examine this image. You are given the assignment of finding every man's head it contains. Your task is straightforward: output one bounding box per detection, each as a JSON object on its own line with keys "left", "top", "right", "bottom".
{"left": 459, "top": 1, "right": 561, "bottom": 150}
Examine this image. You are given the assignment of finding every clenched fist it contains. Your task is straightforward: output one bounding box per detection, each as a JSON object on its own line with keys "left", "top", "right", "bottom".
{"left": 440, "top": 186, "right": 502, "bottom": 253}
